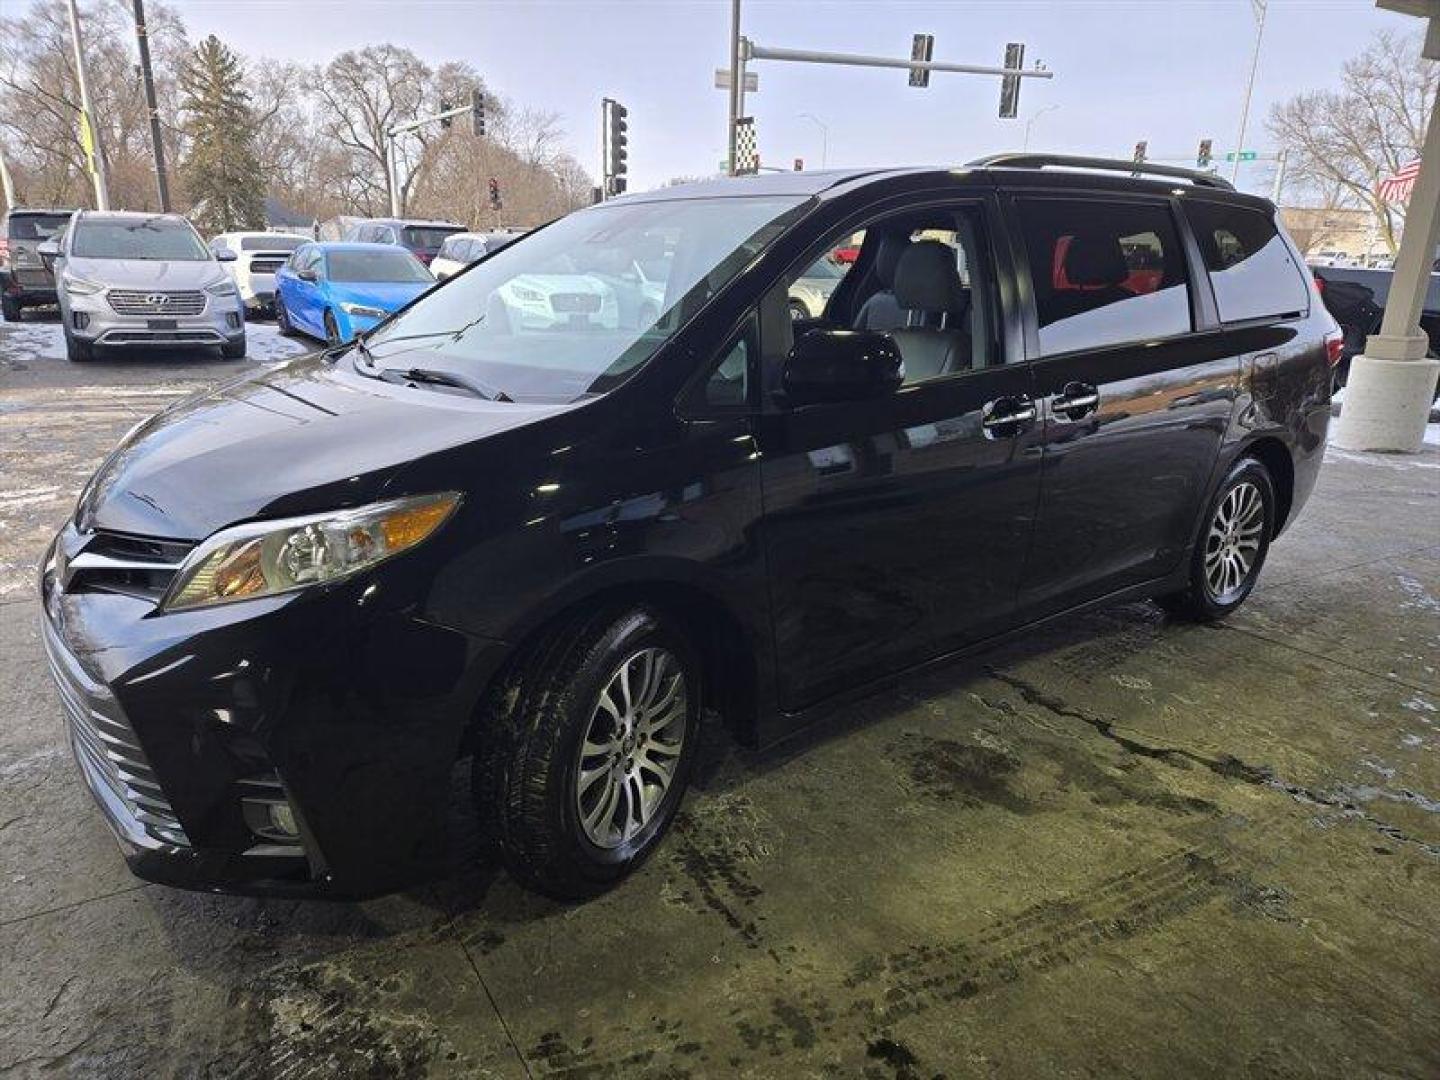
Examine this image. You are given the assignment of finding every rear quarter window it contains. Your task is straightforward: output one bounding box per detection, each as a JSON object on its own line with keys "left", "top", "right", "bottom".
{"left": 1182, "top": 201, "right": 1309, "bottom": 323}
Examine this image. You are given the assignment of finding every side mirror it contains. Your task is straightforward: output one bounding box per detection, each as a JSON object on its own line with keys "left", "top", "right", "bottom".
{"left": 215, "top": 248, "right": 237, "bottom": 262}
{"left": 297, "top": 269, "right": 318, "bottom": 283}
{"left": 781, "top": 329, "right": 903, "bottom": 407}
{"left": 37, "top": 240, "right": 60, "bottom": 270}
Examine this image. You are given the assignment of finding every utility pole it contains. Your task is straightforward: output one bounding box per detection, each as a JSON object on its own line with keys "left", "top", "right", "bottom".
{"left": 65, "top": 0, "right": 110, "bottom": 210}
{"left": 1231, "top": 0, "right": 1267, "bottom": 184}
{"left": 384, "top": 97, "right": 480, "bottom": 217}
{"left": 0, "top": 147, "right": 15, "bottom": 211}
{"left": 1269, "top": 147, "right": 1288, "bottom": 204}
{"left": 131, "top": 0, "right": 170, "bottom": 211}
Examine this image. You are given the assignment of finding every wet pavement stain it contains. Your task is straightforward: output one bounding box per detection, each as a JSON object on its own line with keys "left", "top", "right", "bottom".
{"left": 662, "top": 794, "right": 776, "bottom": 949}
{"left": 891, "top": 733, "right": 1030, "bottom": 813}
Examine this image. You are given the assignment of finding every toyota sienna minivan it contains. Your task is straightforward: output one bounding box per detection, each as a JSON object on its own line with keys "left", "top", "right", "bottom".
{"left": 40, "top": 156, "right": 1337, "bottom": 900}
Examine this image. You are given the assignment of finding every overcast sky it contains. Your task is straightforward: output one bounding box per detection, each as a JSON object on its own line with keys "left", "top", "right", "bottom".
{"left": 60, "top": 0, "right": 1424, "bottom": 193}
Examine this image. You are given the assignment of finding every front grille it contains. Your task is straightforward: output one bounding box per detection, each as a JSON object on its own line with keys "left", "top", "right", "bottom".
{"left": 107, "top": 289, "right": 206, "bottom": 316}
{"left": 63, "top": 530, "right": 192, "bottom": 602}
{"left": 42, "top": 620, "right": 190, "bottom": 847}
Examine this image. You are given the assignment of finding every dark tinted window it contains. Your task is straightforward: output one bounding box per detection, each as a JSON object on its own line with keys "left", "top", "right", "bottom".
{"left": 1018, "top": 199, "right": 1192, "bottom": 356}
{"left": 9, "top": 213, "right": 71, "bottom": 240}
{"left": 240, "top": 235, "right": 304, "bottom": 252}
{"left": 1183, "top": 201, "right": 1309, "bottom": 322}
{"left": 703, "top": 329, "right": 751, "bottom": 409}
{"left": 401, "top": 226, "right": 461, "bottom": 249}
{"left": 327, "top": 249, "right": 433, "bottom": 283}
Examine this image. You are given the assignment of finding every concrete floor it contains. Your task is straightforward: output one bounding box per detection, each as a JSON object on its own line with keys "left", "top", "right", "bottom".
{"left": 2, "top": 312, "right": 1439, "bottom": 1078}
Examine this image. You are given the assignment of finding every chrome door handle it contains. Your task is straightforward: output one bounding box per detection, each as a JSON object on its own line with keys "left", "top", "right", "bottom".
{"left": 1050, "top": 383, "right": 1099, "bottom": 416}
{"left": 982, "top": 399, "right": 1036, "bottom": 430}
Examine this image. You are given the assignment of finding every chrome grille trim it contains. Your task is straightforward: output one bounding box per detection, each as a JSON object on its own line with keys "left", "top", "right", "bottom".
{"left": 107, "top": 289, "right": 207, "bottom": 316}
{"left": 41, "top": 618, "right": 190, "bottom": 847}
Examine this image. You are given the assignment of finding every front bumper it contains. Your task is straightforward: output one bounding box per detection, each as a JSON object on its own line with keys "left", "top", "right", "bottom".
{"left": 39, "top": 523, "right": 511, "bottom": 898}
{"left": 62, "top": 288, "right": 245, "bottom": 349}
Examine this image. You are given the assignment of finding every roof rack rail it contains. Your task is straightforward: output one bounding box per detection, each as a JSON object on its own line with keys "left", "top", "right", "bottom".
{"left": 966, "top": 153, "right": 1236, "bottom": 191}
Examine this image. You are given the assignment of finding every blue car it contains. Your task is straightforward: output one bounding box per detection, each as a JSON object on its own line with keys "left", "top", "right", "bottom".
{"left": 274, "top": 242, "right": 435, "bottom": 345}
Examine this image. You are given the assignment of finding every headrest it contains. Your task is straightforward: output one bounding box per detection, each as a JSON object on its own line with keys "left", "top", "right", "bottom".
{"left": 893, "top": 240, "right": 963, "bottom": 313}
{"left": 872, "top": 233, "right": 908, "bottom": 288}
{"left": 1064, "top": 233, "right": 1129, "bottom": 287}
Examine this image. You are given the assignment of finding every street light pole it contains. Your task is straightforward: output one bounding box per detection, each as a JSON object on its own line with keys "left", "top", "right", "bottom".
{"left": 1230, "top": 0, "right": 1267, "bottom": 184}
{"left": 1023, "top": 104, "right": 1059, "bottom": 151}
{"left": 727, "top": 0, "right": 742, "bottom": 176}
{"left": 65, "top": 0, "right": 110, "bottom": 210}
{"left": 798, "top": 112, "right": 828, "bottom": 168}
{"left": 132, "top": 0, "right": 170, "bottom": 212}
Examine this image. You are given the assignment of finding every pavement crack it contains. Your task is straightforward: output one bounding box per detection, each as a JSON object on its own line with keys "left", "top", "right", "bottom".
{"left": 986, "top": 668, "right": 1440, "bottom": 860}
{"left": 41, "top": 975, "right": 76, "bottom": 1020}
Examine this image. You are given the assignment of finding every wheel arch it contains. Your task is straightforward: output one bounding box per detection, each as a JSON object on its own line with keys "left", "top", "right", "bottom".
{"left": 1237, "top": 435, "right": 1295, "bottom": 535}
{"left": 466, "top": 565, "right": 768, "bottom": 752}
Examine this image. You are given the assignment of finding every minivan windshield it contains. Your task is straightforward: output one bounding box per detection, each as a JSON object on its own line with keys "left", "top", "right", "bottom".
{"left": 72, "top": 217, "right": 209, "bottom": 261}
{"left": 362, "top": 195, "right": 809, "bottom": 403}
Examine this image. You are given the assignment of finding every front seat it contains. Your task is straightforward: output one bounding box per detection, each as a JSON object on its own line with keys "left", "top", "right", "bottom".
{"left": 887, "top": 241, "right": 972, "bottom": 383}
{"left": 852, "top": 233, "right": 910, "bottom": 331}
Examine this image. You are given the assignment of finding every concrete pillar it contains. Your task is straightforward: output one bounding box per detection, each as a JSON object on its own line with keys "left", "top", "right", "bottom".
{"left": 1333, "top": 1, "right": 1440, "bottom": 452}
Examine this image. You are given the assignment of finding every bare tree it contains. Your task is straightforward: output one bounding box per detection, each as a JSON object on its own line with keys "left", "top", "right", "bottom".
{"left": 1267, "top": 30, "right": 1437, "bottom": 254}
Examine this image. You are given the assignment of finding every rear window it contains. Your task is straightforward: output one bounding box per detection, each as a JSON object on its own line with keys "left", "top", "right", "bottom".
{"left": 71, "top": 217, "right": 209, "bottom": 261}
{"left": 1182, "top": 201, "right": 1309, "bottom": 323}
{"left": 8, "top": 213, "right": 70, "bottom": 240}
{"left": 240, "top": 235, "right": 304, "bottom": 252}
{"left": 402, "top": 226, "right": 461, "bottom": 249}
{"left": 1017, "top": 198, "right": 1192, "bottom": 356}
{"left": 327, "top": 249, "right": 433, "bottom": 283}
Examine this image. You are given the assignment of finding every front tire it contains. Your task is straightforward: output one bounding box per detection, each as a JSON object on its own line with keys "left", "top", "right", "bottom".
{"left": 220, "top": 336, "right": 246, "bottom": 360}
{"left": 1160, "top": 456, "right": 1276, "bottom": 621}
{"left": 64, "top": 327, "right": 94, "bottom": 362}
{"left": 323, "top": 309, "right": 342, "bottom": 348}
{"left": 474, "top": 605, "right": 700, "bottom": 900}
{"left": 275, "top": 294, "right": 295, "bottom": 336}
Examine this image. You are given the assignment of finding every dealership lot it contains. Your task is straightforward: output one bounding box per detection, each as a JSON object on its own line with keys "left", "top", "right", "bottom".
{"left": 0, "top": 315, "right": 1437, "bottom": 1076}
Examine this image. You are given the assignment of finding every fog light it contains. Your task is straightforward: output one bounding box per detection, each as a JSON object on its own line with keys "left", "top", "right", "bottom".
{"left": 226, "top": 312, "right": 241, "bottom": 329}
{"left": 268, "top": 801, "right": 299, "bottom": 838}
{"left": 72, "top": 311, "right": 88, "bottom": 330}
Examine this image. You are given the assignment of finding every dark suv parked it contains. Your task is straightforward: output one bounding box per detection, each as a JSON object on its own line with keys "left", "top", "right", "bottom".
{"left": 40, "top": 156, "right": 1336, "bottom": 900}
{"left": 1, "top": 207, "right": 75, "bottom": 320}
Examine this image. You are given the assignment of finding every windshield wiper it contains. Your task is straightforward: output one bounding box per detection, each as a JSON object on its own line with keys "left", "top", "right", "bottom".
{"left": 381, "top": 366, "right": 513, "bottom": 403}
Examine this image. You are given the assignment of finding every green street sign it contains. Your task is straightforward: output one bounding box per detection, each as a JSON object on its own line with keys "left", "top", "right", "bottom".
{"left": 1224, "top": 150, "right": 1259, "bottom": 162}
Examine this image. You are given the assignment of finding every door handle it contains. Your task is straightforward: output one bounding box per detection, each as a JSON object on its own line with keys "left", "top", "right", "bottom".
{"left": 981, "top": 397, "right": 1036, "bottom": 436}
{"left": 1050, "top": 382, "right": 1099, "bottom": 417}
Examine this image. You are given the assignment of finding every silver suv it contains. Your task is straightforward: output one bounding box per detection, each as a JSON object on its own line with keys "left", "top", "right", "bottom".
{"left": 42, "top": 211, "right": 246, "bottom": 362}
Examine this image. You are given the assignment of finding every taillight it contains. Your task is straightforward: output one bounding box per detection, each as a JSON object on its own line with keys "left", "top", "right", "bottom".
{"left": 1324, "top": 329, "right": 1344, "bottom": 367}
{"left": 1311, "top": 271, "right": 1326, "bottom": 295}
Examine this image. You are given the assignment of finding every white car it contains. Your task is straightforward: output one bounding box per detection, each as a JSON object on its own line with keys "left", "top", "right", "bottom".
{"left": 209, "top": 231, "right": 309, "bottom": 313}
{"left": 431, "top": 230, "right": 526, "bottom": 281}
{"left": 499, "top": 273, "right": 619, "bottom": 331}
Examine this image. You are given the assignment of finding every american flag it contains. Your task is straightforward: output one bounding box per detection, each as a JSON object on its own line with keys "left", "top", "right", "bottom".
{"left": 1377, "top": 159, "right": 1422, "bottom": 204}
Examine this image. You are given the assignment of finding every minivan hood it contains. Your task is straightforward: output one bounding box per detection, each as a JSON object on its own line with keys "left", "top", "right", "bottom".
{"left": 65, "top": 256, "right": 229, "bottom": 291}
{"left": 78, "top": 353, "right": 574, "bottom": 541}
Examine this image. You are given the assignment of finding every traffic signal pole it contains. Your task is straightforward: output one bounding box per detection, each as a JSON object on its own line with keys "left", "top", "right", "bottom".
{"left": 384, "top": 98, "right": 481, "bottom": 217}
{"left": 132, "top": 0, "right": 170, "bottom": 211}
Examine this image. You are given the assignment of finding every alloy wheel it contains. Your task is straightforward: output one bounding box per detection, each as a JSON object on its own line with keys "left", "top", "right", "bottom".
{"left": 575, "top": 647, "right": 687, "bottom": 849}
{"left": 1204, "top": 480, "right": 1265, "bottom": 601}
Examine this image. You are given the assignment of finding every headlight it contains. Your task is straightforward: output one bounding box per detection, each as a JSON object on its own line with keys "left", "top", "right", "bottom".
{"left": 205, "top": 279, "right": 238, "bottom": 296}
{"left": 61, "top": 273, "right": 103, "bottom": 295}
{"left": 161, "top": 492, "right": 461, "bottom": 612}
{"left": 339, "top": 301, "right": 387, "bottom": 320}
{"left": 511, "top": 285, "right": 544, "bottom": 303}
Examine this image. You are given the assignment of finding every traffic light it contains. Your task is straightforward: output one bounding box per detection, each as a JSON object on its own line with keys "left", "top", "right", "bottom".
{"left": 1133, "top": 140, "right": 1148, "bottom": 165}
{"left": 1197, "top": 138, "right": 1213, "bottom": 169}
{"left": 488, "top": 176, "right": 502, "bottom": 211}
{"left": 470, "top": 88, "right": 486, "bottom": 138}
{"left": 602, "top": 98, "right": 629, "bottom": 197}
{"left": 998, "top": 42, "right": 1024, "bottom": 119}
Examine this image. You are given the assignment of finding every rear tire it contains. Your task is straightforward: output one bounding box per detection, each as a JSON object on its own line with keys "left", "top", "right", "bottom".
{"left": 1, "top": 296, "right": 20, "bottom": 322}
{"left": 473, "top": 605, "right": 700, "bottom": 900}
{"left": 64, "top": 328, "right": 94, "bottom": 363}
{"left": 1159, "top": 456, "right": 1276, "bottom": 622}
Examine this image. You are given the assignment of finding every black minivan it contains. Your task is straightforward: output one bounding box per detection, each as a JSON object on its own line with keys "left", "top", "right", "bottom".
{"left": 40, "top": 156, "right": 1337, "bottom": 900}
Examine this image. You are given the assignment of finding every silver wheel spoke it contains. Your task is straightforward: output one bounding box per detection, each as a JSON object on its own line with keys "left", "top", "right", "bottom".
{"left": 576, "top": 645, "right": 688, "bottom": 849}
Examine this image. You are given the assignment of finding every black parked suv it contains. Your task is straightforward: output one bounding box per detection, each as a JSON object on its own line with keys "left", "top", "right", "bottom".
{"left": 1, "top": 206, "right": 75, "bottom": 320}
{"left": 40, "top": 156, "right": 1336, "bottom": 900}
